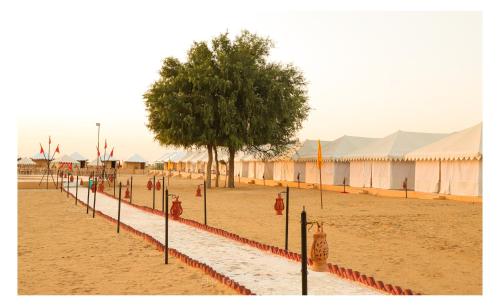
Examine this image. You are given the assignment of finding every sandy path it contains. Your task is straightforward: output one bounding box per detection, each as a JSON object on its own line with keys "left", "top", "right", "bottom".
{"left": 66, "top": 184, "right": 379, "bottom": 295}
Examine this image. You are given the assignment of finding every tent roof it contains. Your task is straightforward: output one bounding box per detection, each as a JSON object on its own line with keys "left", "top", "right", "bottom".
{"left": 70, "top": 152, "right": 87, "bottom": 161}
{"left": 343, "top": 131, "right": 449, "bottom": 161}
{"left": 405, "top": 123, "right": 482, "bottom": 161}
{"left": 56, "top": 154, "right": 78, "bottom": 164}
{"left": 293, "top": 136, "right": 378, "bottom": 162}
{"left": 32, "top": 152, "right": 54, "bottom": 161}
{"left": 125, "top": 153, "right": 147, "bottom": 163}
{"left": 18, "top": 157, "right": 36, "bottom": 165}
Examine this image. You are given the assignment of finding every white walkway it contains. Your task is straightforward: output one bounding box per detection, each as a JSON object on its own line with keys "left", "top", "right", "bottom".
{"left": 66, "top": 185, "right": 379, "bottom": 295}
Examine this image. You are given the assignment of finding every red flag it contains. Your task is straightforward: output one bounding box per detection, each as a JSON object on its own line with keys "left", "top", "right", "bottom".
{"left": 40, "top": 144, "right": 44, "bottom": 154}
{"left": 110, "top": 147, "right": 114, "bottom": 157}
{"left": 49, "top": 136, "right": 51, "bottom": 144}
{"left": 97, "top": 146, "right": 100, "bottom": 157}
{"left": 55, "top": 144, "right": 60, "bottom": 153}
{"left": 104, "top": 139, "right": 107, "bottom": 149}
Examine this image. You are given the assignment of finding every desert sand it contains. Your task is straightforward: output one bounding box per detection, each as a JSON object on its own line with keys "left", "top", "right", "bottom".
{"left": 105, "top": 174, "right": 482, "bottom": 295}
{"left": 17, "top": 188, "right": 234, "bottom": 295}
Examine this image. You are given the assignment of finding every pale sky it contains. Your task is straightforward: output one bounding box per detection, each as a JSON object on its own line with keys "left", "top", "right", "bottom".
{"left": 8, "top": 2, "right": 481, "bottom": 162}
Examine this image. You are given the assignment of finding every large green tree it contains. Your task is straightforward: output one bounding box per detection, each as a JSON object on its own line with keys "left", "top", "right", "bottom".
{"left": 144, "top": 30, "right": 309, "bottom": 188}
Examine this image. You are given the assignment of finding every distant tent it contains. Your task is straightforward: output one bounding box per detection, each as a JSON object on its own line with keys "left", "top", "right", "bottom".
{"left": 89, "top": 154, "right": 120, "bottom": 169}
{"left": 124, "top": 154, "right": 147, "bottom": 170}
{"left": 70, "top": 152, "right": 88, "bottom": 168}
{"left": 345, "top": 131, "right": 448, "bottom": 189}
{"left": 294, "top": 136, "right": 377, "bottom": 185}
{"left": 18, "top": 157, "right": 36, "bottom": 166}
{"left": 406, "top": 123, "right": 482, "bottom": 196}
{"left": 18, "top": 157, "right": 36, "bottom": 174}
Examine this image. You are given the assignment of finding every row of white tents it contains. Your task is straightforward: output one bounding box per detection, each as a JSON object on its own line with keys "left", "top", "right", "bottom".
{"left": 155, "top": 123, "right": 482, "bottom": 197}
{"left": 24, "top": 152, "right": 148, "bottom": 169}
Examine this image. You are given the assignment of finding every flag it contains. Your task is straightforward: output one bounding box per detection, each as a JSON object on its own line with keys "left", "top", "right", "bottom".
{"left": 40, "top": 144, "right": 44, "bottom": 155}
{"left": 317, "top": 140, "right": 322, "bottom": 168}
{"left": 110, "top": 147, "right": 114, "bottom": 157}
{"left": 104, "top": 139, "right": 107, "bottom": 149}
{"left": 97, "top": 146, "right": 100, "bottom": 157}
{"left": 55, "top": 144, "right": 60, "bottom": 153}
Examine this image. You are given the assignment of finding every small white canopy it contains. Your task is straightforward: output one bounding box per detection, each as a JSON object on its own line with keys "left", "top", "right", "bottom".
{"left": 70, "top": 152, "right": 88, "bottom": 161}
{"left": 126, "top": 153, "right": 147, "bottom": 163}
{"left": 344, "top": 131, "right": 449, "bottom": 161}
{"left": 405, "top": 123, "right": 482, "bottom": 161}
{"left": 18, "top": 157, "right": 36, "bottom": 165}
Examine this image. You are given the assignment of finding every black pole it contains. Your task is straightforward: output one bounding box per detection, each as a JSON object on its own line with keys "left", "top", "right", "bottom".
{"left": 285, "top": 186, "right": 289, "bottom": 251}
{"left": 153, "top": 175, "right": 156, "bottom": 210}
{"left": 117, "top": 182, "right": 122, "bottom": 233}
{"left": 113, "top": 170, "right": 116, "bottom": 197}
{"left": 301, "top": 207, "right": 308, "bottom": 295}
{"left": 92, "top": 176, "right": 98, "bottom": 218}
{"left": 66, "top": 172, "right": 69, "bottom": 198}
{"left": 75, "top": 175, "right": 79, "bottom": 205}
{"left": 165, "top": 188, "right": 169, "bottom": 264}
{"left": 56, "top": 170, "right": 59, "bottom": 189}
{"left": 60, "top": 173, "right": 63, "bottom": 192}
{"left": 343, "top": 177, "right": 346, "bottom": 193}
{"left": 162, "top": 176, "right": 165, "bottom": 212}
{"left": 203, "top": 180, "right": 207, "bottom": 225}
{"left": 86, "top": 172, "right": 92, "bottom": 214}
{"left": 130, "top": 176, "right": 133, "bottom": 204}
{"left": 404, "top": 177, "right": 408, "bottom": 198}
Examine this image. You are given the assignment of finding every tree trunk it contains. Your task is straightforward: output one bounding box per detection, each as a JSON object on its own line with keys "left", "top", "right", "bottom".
{"left": 214, "top": 146, "right": 219, "bottom": 187}
{"left": 228, "top": 147, "right": 235, "bottom": 188}
{"left": 206, "top": 144, "right": 213, "bottom": 188}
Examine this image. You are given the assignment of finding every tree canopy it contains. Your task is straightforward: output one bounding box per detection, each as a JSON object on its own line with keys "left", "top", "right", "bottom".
{"left": 144, "top": 30, "right": 309, "bottom": 188}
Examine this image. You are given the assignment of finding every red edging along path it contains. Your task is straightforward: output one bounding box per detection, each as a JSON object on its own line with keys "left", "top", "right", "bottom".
{"left": 65, "top": 184, "right": 417, "bottom": 295}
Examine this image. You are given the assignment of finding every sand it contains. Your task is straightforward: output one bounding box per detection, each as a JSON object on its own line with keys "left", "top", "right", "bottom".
{"left": 105, "top": 174, "right": 482, "bottom": 294}
{"left": 17, "top": 188, "right": 234, "bottom": 295}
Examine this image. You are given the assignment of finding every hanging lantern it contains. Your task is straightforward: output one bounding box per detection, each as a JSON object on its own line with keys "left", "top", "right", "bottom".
{"left": 195, "top": 185, "right": 202, "bottom": 197}
{"left": 124, "top": 186, "right": 130, "bottom": 198}
{"left": 170, "top": 196, "right": 183, "bottom": 220}
{"left": 91, "top": 181, "right": 97, "bottom": 193}
{"left": 155, "top": 180, "right": 161, "bottom": 191}
{"left": 310, "top": 222, "right": 329, "bottom": 272}
{"left": 147, "top": 178, "right": 153, "bottom": 190}
{"left": 274, "top": 193, "right": 284, "bottom": 215}
{"left": 70, "top": 175, "right": 74, "bottom": 182}
{"left": 80, "top": 178, "right": 84, "bottom": 186}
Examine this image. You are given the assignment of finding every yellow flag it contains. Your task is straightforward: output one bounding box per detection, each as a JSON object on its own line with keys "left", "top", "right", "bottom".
{"left": 317, "top": 139, "right": 323, "bottom": 168}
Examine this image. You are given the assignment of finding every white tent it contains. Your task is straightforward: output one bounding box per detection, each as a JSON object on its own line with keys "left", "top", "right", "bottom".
{"left": 124, "top": 154, "right": 147, "bottom": 170}
{"left": 345, "top": 131, "right": 448, "bottom": 189}
{"left": 57, "top": 154, "right": 78, "bottom": 164}
{"left": 272, "top": 143, "right": 302, "bottom": 182}
{"left": 406, "top": 123, "right": 482, "bottom": 196}
{"left": 70, "top": 152, "right": 87, "bottom": 161}
{"left": 293, "top": 136, "right": 377, "bottom": 185}
{"left": 18, "top": 157, "right": 36, "bottom": 166}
